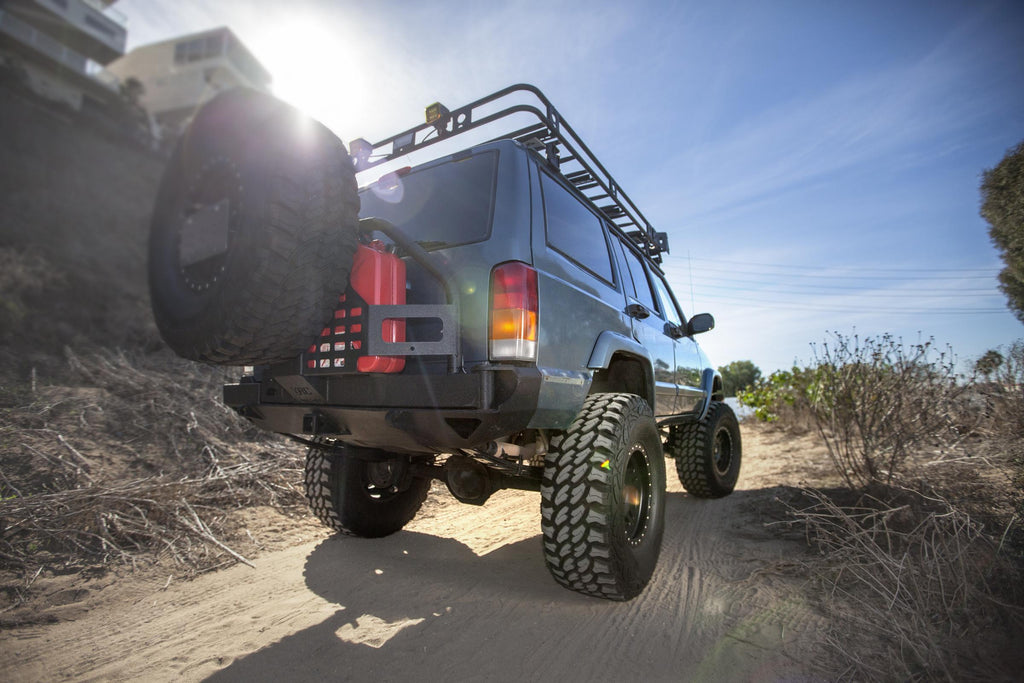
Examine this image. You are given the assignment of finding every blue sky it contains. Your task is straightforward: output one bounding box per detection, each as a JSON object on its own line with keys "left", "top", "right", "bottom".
{"left": 115, "top": 0, "right": 1024, "bottom": 374}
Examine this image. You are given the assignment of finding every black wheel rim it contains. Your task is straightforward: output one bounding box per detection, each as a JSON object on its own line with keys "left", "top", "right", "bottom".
{"left": 622, "top": 445, "right": 653, "bottom": 545}
{"left": 713, "top": 427, "right": 733, "bottom": 475}
{"left": 177, "top": 157, "right": 240, "bottom": 292}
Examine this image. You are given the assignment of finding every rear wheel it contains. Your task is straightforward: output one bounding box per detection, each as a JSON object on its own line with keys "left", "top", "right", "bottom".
{"left": 304, "top": 443, "right": 431, "bottom": 538}
{"left": 149, "top": 88, "right": 359, "bottom": 364}
{"left": 541, "top": 393, "right": 666, "bottom": 601}
{"left": 667, "top": 401, "right": 742, "bottom": 498}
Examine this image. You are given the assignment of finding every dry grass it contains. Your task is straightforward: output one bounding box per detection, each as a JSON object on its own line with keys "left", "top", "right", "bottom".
{"left": 1, "top": 452, "right": 302, "bottom": 573}
{"left": 0, "top": 349, "right": 307, "bottom": 585}
{"left": 784, "top": 485, "right": 1023, "bottom": 681}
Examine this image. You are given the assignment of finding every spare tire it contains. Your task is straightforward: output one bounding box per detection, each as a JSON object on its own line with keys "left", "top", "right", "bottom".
{"left": 149, "top": 88, "right": 359, "bottom": 365}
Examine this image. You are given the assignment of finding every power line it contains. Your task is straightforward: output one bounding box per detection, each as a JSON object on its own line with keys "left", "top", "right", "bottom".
{"left": 681, "top": 256, "right": 999, "bottom": 274}
{"left": 691, "top": 293, "right": 1007, "bottom": 315}
{"left": 678, "top": 277, "right": 999, "bottom": 295}
{"left": 676, "top": 264, "right": 999, "bottom": 281}
{"left": 690, "top": 283, "right": 1000, "bottom": 298}
{"left": 662, "top": 267, "right": 1001, "bottom": 292}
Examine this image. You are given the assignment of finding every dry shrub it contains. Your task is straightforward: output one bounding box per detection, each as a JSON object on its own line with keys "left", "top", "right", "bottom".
{"left": 788, "top": 487, "right": 1024, "bottom": 682}
{"left": 975, "top": 342, "right": 1024, "bottom": 562}
{"left": 973, "top": 342, "right": 1024, "bottom": 457}
{"left": 0, "top": 348, "right": 307, "bottom": 577}
{"left": 751, "top": 335, "right": 1024, "bottom": 678}
{"left": 811, "top": 333, "right": 961, "bottom": 488}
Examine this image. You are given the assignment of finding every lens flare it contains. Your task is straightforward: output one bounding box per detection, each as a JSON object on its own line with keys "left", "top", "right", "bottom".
{"left": 623, "top": 485, "right": 641, "bottom": 506}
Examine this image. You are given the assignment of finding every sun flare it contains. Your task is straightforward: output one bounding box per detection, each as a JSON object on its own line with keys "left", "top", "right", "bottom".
{"left": 247, "top": 16, "right": 366, "bottom": 135}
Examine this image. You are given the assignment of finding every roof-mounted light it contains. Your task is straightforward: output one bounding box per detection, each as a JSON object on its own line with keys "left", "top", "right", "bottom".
{"left": 653, "top": 231, "right": 670, "bottom": 254}
{"left": 350, "top": 137, "right": 373, "bottom": 171}
{"left": 425, "top": 102, "right": 450, "bottom": 133}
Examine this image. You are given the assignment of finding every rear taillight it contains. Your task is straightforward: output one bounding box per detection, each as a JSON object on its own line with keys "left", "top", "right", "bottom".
{"left": 490, "top": 261, "right": 538, "bottom": 362}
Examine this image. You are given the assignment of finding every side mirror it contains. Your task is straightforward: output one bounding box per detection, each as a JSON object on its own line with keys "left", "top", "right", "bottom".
{"left": 686, "top": 313, "right": 715, "bottom": 336}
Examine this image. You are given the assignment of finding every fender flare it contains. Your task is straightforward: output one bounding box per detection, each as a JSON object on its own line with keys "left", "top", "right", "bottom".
{"left": 695, "top": 367, "right": 718, "bottom": 423}
{"left": 586, "top": 330, "right": 656, "bottom": 410}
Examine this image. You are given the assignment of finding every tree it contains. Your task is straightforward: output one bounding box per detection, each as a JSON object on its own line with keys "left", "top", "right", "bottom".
{"left": 718, "top": 360, "right": 762, "bottom": 397}
{"left": 981, "top": 140, "right": 1024, "bottom": 324}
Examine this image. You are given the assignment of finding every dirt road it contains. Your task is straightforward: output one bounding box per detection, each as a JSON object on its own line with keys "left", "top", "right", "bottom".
{"left": 3, "top": 427, "right": 833, "bottom": 682}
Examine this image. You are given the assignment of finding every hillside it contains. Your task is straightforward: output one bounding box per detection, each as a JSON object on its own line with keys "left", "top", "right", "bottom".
{"left": 0, "top": 82, "right": 321, "bottom": 622}
{"left": 0, "top": 83, "right": 164, "bottom": 373}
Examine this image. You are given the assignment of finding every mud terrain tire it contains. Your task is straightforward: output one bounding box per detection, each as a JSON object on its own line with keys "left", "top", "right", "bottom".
{"left": 541, "top": 393, "right": 666, "bottom": 601}
{"left": 149, "top": 88, "right": 359, "bottom": 364}
{"left": 667, "top": 401, "right": 742, "bottom": 498}
{"left": 304, "top": 443, "right": 431, "bottom": 538}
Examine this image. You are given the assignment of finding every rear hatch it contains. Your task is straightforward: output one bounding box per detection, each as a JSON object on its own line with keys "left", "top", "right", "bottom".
{"left": 354, "top": 143, "right": 529, "bottom": 370}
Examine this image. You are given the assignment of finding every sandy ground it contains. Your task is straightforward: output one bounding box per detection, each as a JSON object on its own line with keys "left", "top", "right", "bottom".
{"left": 2, "top": 425, "right": 838, "bottom": 682}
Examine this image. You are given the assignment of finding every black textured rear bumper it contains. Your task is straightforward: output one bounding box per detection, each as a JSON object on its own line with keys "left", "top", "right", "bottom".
{"left": 223, "top": 364, "right": 541, "bottom": 454}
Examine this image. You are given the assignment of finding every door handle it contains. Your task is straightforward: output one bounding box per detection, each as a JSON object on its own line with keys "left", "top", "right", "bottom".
{"left": 626, "top": 303, "right": 650, "bottom": 320}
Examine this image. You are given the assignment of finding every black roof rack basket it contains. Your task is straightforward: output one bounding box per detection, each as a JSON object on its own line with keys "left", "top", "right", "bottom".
{"left": 350, "top": 84, "right": 668, "bottom": 262}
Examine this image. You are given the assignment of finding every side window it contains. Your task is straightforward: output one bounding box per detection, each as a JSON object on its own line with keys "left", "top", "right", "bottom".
{"left": 652, "top": 273, "right": 683, "bottom": 327}
{"left": 617, "top": 239, "right": 659, "bottom": 315}
{"left": 541, "top": 173, "right": 614, "bottom": 284}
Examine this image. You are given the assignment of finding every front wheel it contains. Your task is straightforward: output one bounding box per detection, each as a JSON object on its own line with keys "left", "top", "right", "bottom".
{"left": 541, "top": 393, "right": 666, "bottom": 601}
{"left": 304, "top": 443, "right": 431, "bottom": 538}
{"left": 667, "top": 401, "right": 742, "bottom": 498}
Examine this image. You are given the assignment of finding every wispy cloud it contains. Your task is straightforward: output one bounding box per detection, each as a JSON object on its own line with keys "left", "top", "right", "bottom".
{"left": 659, "top": 54, "right": 984, "bottom": 226}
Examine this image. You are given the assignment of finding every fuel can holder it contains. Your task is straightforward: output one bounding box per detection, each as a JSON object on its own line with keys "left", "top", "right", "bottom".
{"left": 301, "top": 217, "right": 461, "bottom": 376}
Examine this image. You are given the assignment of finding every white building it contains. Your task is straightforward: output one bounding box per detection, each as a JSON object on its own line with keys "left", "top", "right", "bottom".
{"left": 0, "top": 0, "right": 127, "bottom": 109}
{"left": 106, "top": 26, "right": 271, "bottom": 138}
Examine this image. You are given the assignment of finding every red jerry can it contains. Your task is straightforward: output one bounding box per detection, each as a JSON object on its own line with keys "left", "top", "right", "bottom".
{"left": 350, "top": 240, "right": 407, "bottom": 373}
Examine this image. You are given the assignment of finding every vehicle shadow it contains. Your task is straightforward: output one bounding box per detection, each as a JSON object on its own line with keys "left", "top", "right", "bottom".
{"left": 205, "top": 487, "right": 819, "bottom": 682}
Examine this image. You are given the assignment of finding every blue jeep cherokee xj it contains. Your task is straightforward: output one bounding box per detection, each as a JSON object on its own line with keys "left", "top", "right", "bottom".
{"left": 148, "top": 84, "right": 741, "bottom": 601}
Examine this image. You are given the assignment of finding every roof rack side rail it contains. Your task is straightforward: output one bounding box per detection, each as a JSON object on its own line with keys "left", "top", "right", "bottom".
{"left": 351, "top": 84, "right": 668, "bottom": 262}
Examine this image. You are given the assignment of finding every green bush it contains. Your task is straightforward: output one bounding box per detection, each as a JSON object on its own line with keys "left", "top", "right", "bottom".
{"left": 737, "top": 365, "right": 819, "bottom": 430}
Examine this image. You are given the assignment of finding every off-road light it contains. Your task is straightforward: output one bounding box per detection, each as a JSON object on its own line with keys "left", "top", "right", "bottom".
{"left": 489, "top": 261, "right": 538, "bottom": 362}
{"left": 349, "top": 137, "right": 373, "bottom": 170}
{"left": 425, "top": 102, "right": 450, "bottom": 126}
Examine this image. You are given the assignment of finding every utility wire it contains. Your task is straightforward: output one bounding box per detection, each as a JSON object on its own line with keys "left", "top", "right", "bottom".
{"left": 691, "top": 293, "right": 1006, "bottom": 314}
{"left": 667, "top": 273, "right": 999, "bottom": 293}
{"left": 682, "top": 256, "right": 999, "bottom": 274}
{"left": 675, "top": 264, "right": 999, "bottom": 281}
{"left": 689, "top": 283, "right": 1000, "bottom": 298}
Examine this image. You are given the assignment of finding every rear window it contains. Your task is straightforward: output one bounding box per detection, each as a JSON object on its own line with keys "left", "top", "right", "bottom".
{"left": 359, "top": 151, "right": 498, "bottom": 248}
{"left": 541, "top": 172, "right": 614, "bottom": 284}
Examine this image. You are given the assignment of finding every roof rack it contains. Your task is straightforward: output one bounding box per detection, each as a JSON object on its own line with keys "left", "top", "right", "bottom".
{"left": 349, "top": 84, "right": 669, "bottom": 263}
